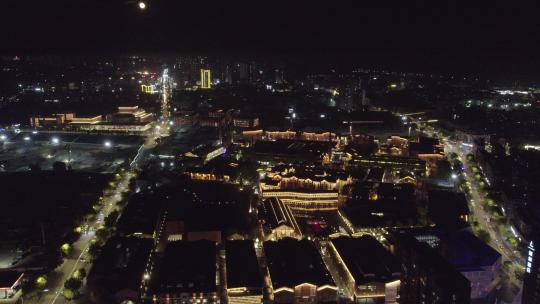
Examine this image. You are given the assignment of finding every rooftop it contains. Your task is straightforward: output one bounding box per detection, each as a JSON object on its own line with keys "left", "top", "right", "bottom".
{"left": 264, "top": 238, "right": 334, "bottom": 288}
{"left": 330, "top": 235, "right": 400, "bottom": 284}
{"left": 88, "top": 237, "right": 153, "bottom": 293}
{"left": 225, "top": 240, "right": 263, "bottom": 291}
{"left": 153, "top": 240, "right": 216, "bottom": 294}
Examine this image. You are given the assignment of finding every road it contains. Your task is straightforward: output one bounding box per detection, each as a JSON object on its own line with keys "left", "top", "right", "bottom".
{"left": 444, "top": 139, "right": 524, "bottom": 265}
{"left": 22, "top": 169, "right": 134, "bottom": 304}
{"left": 24, "top": 67, "right": 173, "bottom": 303}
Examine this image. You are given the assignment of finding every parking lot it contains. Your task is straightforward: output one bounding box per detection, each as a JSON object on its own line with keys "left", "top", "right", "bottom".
{"left": 0, "top": 131, "right": 143, "bottom": 172}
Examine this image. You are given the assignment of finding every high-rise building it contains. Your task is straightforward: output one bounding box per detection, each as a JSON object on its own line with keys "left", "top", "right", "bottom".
{"left": 388, "top": 232, "right": 471, "bottom": 304}
{"left": 200, "top": 69, "right": 211, "bottom": 89}
{"left": 523, "top": 237, "right": 540, "bottom": 304}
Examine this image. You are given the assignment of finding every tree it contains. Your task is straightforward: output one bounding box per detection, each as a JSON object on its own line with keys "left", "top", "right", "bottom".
{"left": 35, "top": 275, "right": 47, "bottom": 289}
{"left": 104, "top": 210, "right": 120, "bottom": 228}
{"left": 63, "top": 288, "right": 75, "bottom": 301}
{"left": 95, "top": 227, "right": 109, "bottom": 241}
{"left": 88, "top": 242, "right": 102, "bottom": 260}
{"left": 73, "top": 268, "right": 86, "bottom": 280}
{"left": 477, "top": 229, "right": 491, "bottom": 243}
{"left": 64, "top": 278, "right": 82, "bottom": 292}
{"left": 60, "top": 243, "right": 71, "bottom": 256}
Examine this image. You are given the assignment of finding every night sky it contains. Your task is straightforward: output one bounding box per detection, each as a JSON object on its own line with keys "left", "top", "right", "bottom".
{"left": 2, "top": 1, "right": 540, "bottom": 77}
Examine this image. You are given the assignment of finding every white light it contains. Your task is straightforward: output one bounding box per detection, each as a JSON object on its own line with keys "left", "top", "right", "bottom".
{"left": 292, "top": 113, "right": 297, "bottom": 119}
{"left": 104, "top": 141, "right": 112, "bottom": 148}
{"left": 32, "top": 130, "right": 38, "bottom": 134}
{"left": 23, "top": 136, "right": 30, "bottom": 141}
{"left": 138, "top": 1, "right": 146, "bottom": 10}
{"left": 51, "top": 137, "right": 59, "bottom": 144}
{"left": 320, "top": 114, "right": 326, "bottom": 118}
{"left": 169, "top": 121, "right": 174, "bottom": 126}
{"left": 0, "top": 135, "right": 6, "bottom": 140}
{"left": 451, "top": 173, "right": 458, "bottom": 179}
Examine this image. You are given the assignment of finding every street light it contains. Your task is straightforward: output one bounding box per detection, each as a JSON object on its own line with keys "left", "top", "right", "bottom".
{"left": 0, "top": 135, "right": 6, "bottom": 141}
{"left": 104, "top": 140, "right": 112, "bottom": 148}
{"left": 451, "top": 173, "right": 458, "bottom": 180}
{"left": 51, "top": 137, "right": 59, "bottom": 144}
{"left": 138, "top": 1, "right": 146, "bottom": 10}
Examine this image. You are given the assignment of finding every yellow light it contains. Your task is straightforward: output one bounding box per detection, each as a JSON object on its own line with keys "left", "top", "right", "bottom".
{"left": 138, "top": 2, "right": 146, "bottom": 10}
{"left": 200, "top": 69, "right": 212, "bottom": 89}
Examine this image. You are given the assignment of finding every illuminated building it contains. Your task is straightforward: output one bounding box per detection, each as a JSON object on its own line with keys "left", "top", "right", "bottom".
{"left": 184, "top": 146, "right": 226, "bottom": 164}
{"left": 264, "top": 238, "right": 337, "bottom": 304}
{"left": 116, "top": 106, "right": 154, "bottom": 123}
{"left": 30, "top": 113, "right": 102, "bottom": 128}
{"left": 241, "top": 130, "right": 337, "bottom": 143}
{"left": 385, "top": 135, "right": 409, "bottom": 156}
{"left": 258, "top": 198, "right": 301, "bottom": 240}
{"left": 69, "top": 115, "right": 103, "bottom": 125}
{"left": 233, "top": 117, "right": 260, "bottom": 128}
{"left": 0, "top": 271, "right": 24, "bottom": 301}
{"left": 260, "top": 165, "right": 354, "bottom": 192}
{"left": 174, "top": 111, "right": 200, "bottom": 126}
{"left": 523, "top": 237, "right": 540, "bottom": 304}
{"left": 77, "top": 123, "right": 152, "bottom": 134}
{"left": 200, "top": 69, "right": 212, "bottom": 89}
{"left": 326, "top": 236, "right": 401, "bottom": 303}
{"left": 29, "top": 113, "right": 75, "bottom": 127}
{"left": 266, "top": 130, "right": 297, "bottom": 141}
{"left": 261, "top": 190, "right": 339, "bottom": 212}
{"left": 141, "top": 84, "right": 157, "bottom": 94}
{"left": 77, "top": 106, "right": 154, "bottom": 134}
{"left": 247, "top": 140, "right": 336, "bottom": 164}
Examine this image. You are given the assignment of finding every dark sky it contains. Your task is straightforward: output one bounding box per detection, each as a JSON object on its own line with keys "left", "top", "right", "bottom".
{"left": 2, "top": 1, "right": 540, "bottom": 76}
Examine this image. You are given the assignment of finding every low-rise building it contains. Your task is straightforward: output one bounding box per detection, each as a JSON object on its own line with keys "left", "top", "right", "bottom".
{"left": 261, "top": 190, "right": 339, "bottom": 212}
{"left": 327, "top": 235, "right": 401, "bottom": 303}
{"left": 87, "top": 237, "right": 154, "bottom": 304}
{"left": 258, "top": 198, "right": 302, "bottom": 240}
{"left": 225, "top": 240, "right": 263, "bottom": 304}
{"left": 264, "top": 238, "right": 337, "bottom": 304}
{"left": 150, "top": 240, "right": 219, "bottom": 304}
{"left": 0, "top": 271, "right": 24, "bottom": 303}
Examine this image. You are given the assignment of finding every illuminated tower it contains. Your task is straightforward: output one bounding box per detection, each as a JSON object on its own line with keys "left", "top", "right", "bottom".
{"left": 200, "top": 69, "right": 211, "bottom": 89}
{"left": 524, "top": 237, "right": 540, "bottom": 304}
